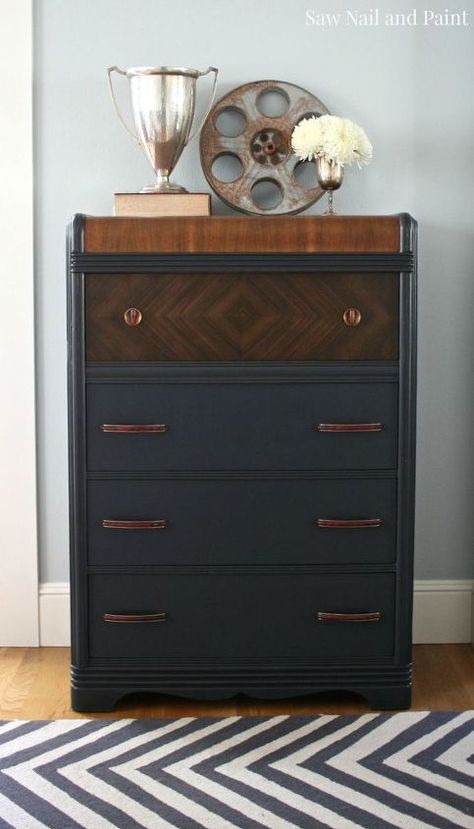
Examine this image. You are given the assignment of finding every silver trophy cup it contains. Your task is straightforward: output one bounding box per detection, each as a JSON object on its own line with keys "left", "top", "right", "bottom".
{"left": 107, "top": 65, "right": 218, "bottom": 193}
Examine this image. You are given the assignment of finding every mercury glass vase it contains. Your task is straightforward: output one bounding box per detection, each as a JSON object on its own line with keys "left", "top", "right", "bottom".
{"left": 316, "top": 157, "right": 344, "bottom": 215}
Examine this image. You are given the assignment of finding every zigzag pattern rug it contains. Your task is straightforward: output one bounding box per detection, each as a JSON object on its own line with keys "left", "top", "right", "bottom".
{"left": 0, "top": 712, "right": 472, "bottom": 829}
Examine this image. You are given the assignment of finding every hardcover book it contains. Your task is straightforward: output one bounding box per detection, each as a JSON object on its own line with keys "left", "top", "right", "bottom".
{"left": 113, "top": 192, "right": 211, "bottom": 217}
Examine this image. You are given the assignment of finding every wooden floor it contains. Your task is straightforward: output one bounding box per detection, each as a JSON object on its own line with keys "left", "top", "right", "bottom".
{"left": 0, "top": 645, "right": 472, "bottom": 720}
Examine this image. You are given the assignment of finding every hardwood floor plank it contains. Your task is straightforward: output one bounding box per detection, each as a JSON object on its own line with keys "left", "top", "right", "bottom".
{"left": 21, "top": 648, "right": 74, "bottom": 720}
{"left": 412, "top": 644, "right": 474, "bottom": 710}
{"left": 0, "top": 645, "right": 472, "bottom": 719}
{"left": 0, "top": 648, "right": 36, "bottom": 716}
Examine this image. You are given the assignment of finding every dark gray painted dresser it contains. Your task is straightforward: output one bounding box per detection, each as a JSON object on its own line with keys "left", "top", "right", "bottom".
{"left": 67, "top": 214, "right": 417, "bottom": 711}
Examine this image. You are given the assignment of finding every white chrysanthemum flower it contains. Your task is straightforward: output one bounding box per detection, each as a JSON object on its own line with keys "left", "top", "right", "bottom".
{"left": 291, "top": 115, "right": 372, "bottom": 167}
{"left": 291, "top": 116, "right": 323, "bottom": 161}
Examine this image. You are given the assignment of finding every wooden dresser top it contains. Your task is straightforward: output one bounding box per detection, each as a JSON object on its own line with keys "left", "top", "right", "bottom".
{"left": 82, "top": 215, "right": 411, "bottom": 254}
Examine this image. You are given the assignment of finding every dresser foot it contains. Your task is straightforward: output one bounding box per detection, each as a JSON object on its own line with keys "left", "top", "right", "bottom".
{"left": 362, "top": 685, "right": 412, "bottom": 711}
{"left": 71, "top": 688, "right": 122, "bottom": 713}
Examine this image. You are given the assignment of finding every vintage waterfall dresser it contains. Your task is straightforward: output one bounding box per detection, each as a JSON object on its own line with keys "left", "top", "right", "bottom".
{"left": 67, "top": 214, "right": 417, "bottom": 711}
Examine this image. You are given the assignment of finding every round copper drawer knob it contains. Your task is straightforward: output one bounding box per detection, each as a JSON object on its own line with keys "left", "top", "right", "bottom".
{"left": 343, "top": 308, "right": 362, "bottom": 327}
{"left": 123, "top": 307, "right": 142, "bottom": 327}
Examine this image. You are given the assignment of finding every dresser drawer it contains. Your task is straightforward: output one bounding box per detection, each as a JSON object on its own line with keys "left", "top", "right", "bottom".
{"left": 85, "top": 272, "right": 399, "bottom": 362}
{"left": 86, "top": 382, "right": 398, "bottom": 471}
{"left": 88, "top": 478, "right": 396, "bottom": 566}
{"left": 88, "top": 573, "right": 395, "bottom": 660}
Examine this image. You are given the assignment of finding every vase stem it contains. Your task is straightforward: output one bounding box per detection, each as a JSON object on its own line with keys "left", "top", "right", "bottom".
{"left": 323, "top": 190, "right": 336, "bottom": 215}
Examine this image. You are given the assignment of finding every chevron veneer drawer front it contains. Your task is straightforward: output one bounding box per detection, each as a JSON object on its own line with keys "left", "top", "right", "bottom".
{"left": 88, "top": 573, "right": 395, "bottom": 660}
{"left": 68, "top": 214, "right": 417, "bottom": 712}
{"left": 87, "top": 478, "right": 397, "bottom": 566}
{"left": 86, "top": 381, "right": 398, "bottom": 471}
{"left": 85, "top": 272, "right": 399, "bottom": 362}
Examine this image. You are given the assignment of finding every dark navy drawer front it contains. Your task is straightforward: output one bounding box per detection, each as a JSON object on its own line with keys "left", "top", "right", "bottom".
{"left": 88, "top": 478, "right": 397, "bottom": 566}
{"left": 89, "top": 572, "right": 395, "bottom": 660}
{"left": 86, "top": 382, "right": 398, "bottom": 471}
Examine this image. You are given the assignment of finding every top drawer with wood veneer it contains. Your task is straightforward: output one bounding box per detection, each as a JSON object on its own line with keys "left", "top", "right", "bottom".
{"left": 85, "top": 272, "right": 399, "bottom": 362}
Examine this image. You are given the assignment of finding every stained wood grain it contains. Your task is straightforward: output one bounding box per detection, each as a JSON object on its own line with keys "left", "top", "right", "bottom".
{"left": 86, "top": 272, "right": 399, "bottom": 362}
{"left": 0, "top": 646, "right": 472, "bottom": 719}
{"left": 83, "top": 216, "right": 402, "bottom": 254}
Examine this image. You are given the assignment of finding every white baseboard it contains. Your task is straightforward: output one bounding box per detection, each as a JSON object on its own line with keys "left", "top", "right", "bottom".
{"left": 39, "top": 582, "right": 70, "bottom": 646}
{"left": 38, "top": 580, "right": 473, "bottom": 648}
{"left": 412, "top": 579, "right": 473, "bottom": 644}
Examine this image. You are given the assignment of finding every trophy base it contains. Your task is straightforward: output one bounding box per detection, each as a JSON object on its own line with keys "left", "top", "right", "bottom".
{"left": 140, "top": 182, "right": 188, "bottom": 194}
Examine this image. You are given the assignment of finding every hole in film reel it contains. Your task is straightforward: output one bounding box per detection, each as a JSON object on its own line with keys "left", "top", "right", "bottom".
{"left": 211, "top": 153, "right": 244, "bottom": 183}
{"left": 215, "top": 107, "right": 247, "bottom": 137}
{"left": 256, "top": 88, "right": 290, "bottom": 118}
{"left": 293, "top": 160, "right": 317, "bottom": 189}
{"left": 251, "top": 178, "right": 284, "bottom": 210}
{"left": 296, "top": 111, "right": 323, "bottom": 125}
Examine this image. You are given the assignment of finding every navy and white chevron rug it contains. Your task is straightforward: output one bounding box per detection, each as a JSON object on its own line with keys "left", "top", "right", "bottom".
{"left": 0, "top": 712, "right": 472, "bottom": 829}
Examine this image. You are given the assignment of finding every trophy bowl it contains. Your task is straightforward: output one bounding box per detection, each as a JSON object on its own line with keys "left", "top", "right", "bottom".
{"left": 108, "top": 65, "right": 218, "bottom": 193}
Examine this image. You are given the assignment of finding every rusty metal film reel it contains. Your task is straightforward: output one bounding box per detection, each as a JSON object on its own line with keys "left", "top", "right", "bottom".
{"left": 200, "top": 80, "right": 330, "bottom": 215}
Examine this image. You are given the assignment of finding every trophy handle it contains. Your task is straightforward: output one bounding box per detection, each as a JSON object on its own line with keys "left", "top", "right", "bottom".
{"left": 107, "top": 66, "right": 141, "bottom": 146}
{"left": 185, "top": 67, "right": 219, "bottom": 146}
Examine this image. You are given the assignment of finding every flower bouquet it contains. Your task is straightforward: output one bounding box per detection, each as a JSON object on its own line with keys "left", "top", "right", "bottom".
{"left": 291, "top": 115, "right": 372, "bottom": 214}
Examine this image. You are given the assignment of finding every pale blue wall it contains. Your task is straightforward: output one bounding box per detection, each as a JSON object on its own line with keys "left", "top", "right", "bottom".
{"left": 34, "top": 0, "right": 474, "bottom": 581}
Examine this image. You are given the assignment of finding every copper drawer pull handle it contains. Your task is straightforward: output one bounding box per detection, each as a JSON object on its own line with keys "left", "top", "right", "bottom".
{"left": 99, "top": 424, "right": 169, "bottom": 433}
{"left": 123, "top": 307, "right": 143, "bottom": 326}
{"left": 316, "top": 611, "right": 381, "bottom": 623}
{"left": 343, "top": 308, "right": 362, "bottom": 327}
{"left": 316, "top": 518, "right": 382, "bottom": 529}
{"left": 102, "top": 519, "right": 168, "bottom": 530}
{"left": 316, "top": 423, "right": 383, "bottom": 433}
{"left": 102, "top": 612, "right": 167, "bottom": 623}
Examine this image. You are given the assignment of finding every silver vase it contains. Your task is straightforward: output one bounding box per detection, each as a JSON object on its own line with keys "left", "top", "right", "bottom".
{"left": 107, "top": 65, "right": 218, "bottom": 193}
{"left": 316, "top": 157, "right": 344, "bottom": 215}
